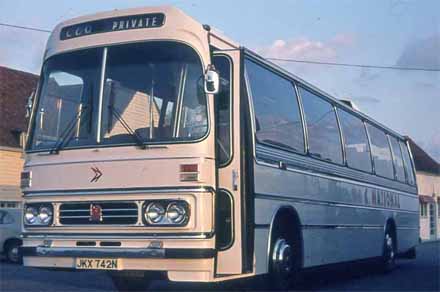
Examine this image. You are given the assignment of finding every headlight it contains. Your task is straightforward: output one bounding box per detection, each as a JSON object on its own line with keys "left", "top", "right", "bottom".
{"left": 24, "top": 204, "right": 53, "bottom": 226}
{"left": 144, "top": 202, "right": 165, "bottom": 224}
{"left": 24, "top": 206, "right": 38, "bottom": 224}
{"left": 166, "top": 202, "right": 188, "bottom": 224}
{"left": 143, "top": 200, "right": 189, "bottom": 226}
{"left": 38, "top": 206, "right": 53, "bottom": 224}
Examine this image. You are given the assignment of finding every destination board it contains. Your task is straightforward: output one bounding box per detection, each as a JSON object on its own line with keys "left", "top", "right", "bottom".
{"left": 60, "top": 13, "right": 165, "bottom": 40}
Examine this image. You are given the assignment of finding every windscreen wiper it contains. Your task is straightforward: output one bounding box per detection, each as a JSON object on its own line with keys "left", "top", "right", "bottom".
{"left": 108, "top": 105, "right": 147, "bottom": 149}
{"left": 49, "top": 105, "right": 89, "bottom": 154}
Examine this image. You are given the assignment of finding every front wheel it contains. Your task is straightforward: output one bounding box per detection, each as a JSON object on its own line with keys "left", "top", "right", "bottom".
{"left": 269, "top": 230, "right": 301, "bottom": 290}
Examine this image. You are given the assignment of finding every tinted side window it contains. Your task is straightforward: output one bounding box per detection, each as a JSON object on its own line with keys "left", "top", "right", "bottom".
{"left": 338, "top": 109, "right": 372, "bottom": 172}
{"left": 389, "top": 136, "right": 406, "bottom": 182}
{"left": 367, "top": 125, "right": 394, "bottom": 178}
{"left": 299, "top": 87, "right": 343, "bottom": 164}
{"left": 245, "top": 59, "right": 304, "bottom": 153}
{"left": 213, "top": 56, "right": 232, "bottom": 165}
{"left": 400, "top": 141, "right": 416, "bottom": 185}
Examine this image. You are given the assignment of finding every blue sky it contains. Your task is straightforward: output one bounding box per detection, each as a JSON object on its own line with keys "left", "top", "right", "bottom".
{"left": 1, "top": 0, "right": 439, "bottom": 161}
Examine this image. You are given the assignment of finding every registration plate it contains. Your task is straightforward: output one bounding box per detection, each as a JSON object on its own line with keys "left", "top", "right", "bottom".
{"left": 75, "top": 258, "right": 120, "bottom": 270}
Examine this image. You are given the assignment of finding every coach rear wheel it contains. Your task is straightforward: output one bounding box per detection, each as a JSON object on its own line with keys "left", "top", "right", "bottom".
{"left": 381, "top": 228, "right": 397, "bottom": 272}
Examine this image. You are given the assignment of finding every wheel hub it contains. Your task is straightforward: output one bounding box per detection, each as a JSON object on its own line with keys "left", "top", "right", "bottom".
{"left": 385, "top": 233, "right": 395, "bottom": 263}
{"left": 272, "top": 238, "right": 293, "bottom": 277}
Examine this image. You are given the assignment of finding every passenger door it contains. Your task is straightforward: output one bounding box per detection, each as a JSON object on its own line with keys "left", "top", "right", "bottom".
{"left": 213, "top": 50, "right": 252, "bottom": 275}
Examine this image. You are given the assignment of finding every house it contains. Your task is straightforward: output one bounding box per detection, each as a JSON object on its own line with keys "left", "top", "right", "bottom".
{"left": 0, "top": 66, "right": 39, "bottom": 209}
{"left": 408, "top": 138, "right": 440, "bottom": 241}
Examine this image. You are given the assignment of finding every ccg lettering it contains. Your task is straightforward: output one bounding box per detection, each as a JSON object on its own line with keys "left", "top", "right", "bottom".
{"left": 60, "top": 13, "right": 165, "bottom": 40}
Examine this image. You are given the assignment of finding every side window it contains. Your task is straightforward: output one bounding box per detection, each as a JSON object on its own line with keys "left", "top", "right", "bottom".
{"left": 213, "top": 56, "right": 232, "bottom": 165}
{"left": 366, "top": 124, "right": 394, "bottom": 179}
{"left": 420, "top": 202, "right": 427, "bottom": 217}
{"left": 338, "top": 109, "right": 372, "bottom": 172}
{"left": 0, "top": 211, "right": 14, "bottom": 224}
{"left": 245, "top": 59, "right": 305, "bottom": 153}
{"left": 299, "top": 87, "right": 343, "bottom": 164}
{"left": 389, "top": 136, "right": 406, "bottom": 182}
{"left": 400, "top": 141, "right": 416, "bottom": 185}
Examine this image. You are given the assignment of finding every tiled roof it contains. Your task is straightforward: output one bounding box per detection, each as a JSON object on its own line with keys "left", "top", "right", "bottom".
{"left": 0, "top": 66, "right": 39, "bottom": 148}
{"left": 407, "top": 137, "right": 440, "bottom": 175}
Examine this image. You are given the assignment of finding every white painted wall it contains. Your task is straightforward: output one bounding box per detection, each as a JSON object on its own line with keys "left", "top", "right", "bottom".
{"left": 416, "top": 171, "right": 440, "bottom": 240}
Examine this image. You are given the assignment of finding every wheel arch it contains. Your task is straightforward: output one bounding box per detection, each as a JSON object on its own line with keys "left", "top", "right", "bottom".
{"left": 266, "top": 205, "right": 303, "bottom": 272}
{"left": 4, "top": 237, "right": 22, "bottom": 248}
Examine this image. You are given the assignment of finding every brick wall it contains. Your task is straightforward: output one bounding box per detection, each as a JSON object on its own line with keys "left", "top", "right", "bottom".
{"left": 0, "top": 66, "right": 38, "bottom": 202}
{"left": 0, "top": 66, "right": 39, "bottom": 148}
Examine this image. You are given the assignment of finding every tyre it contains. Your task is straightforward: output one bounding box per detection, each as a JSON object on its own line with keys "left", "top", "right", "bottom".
{"left": 5, "top": 241, "right": 22, "bottom": 264}
{"left": 268, "top": 221, "right": 301, "bottom": 290}
{"left": 381, "top": 226, "right": 397, "bottom": 272}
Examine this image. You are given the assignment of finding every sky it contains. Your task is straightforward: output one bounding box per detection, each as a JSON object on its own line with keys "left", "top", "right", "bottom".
{"left": 1, "top": 0, "right": 439, "bottom": 161}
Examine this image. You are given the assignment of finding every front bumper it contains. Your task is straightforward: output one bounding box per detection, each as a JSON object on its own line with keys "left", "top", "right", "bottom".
{"left": 20, "top": 246, "right": 215, "bottom": 259}
{"left": 21, "top": 243, "right": 217, "bottom": 282}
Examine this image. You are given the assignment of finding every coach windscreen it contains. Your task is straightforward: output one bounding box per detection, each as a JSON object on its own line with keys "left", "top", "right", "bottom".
{"left": 28, "top": 41, "right": 208, "bottom": 152}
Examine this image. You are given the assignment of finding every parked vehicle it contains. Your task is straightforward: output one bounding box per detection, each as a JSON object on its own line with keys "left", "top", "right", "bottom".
{"left": 0, "top": 209, "right": 22, "bottom": 263}
{"left": 20, "top": 6, "right": 418, "bottom": 290}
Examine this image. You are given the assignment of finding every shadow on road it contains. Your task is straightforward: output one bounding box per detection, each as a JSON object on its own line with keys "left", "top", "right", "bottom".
{"left": 1, "top": 242, "right": 438, "bottom": 292}
{"left": 149, "top": 258, "right": 433, "bottom": 291}
{"left": 145, "top": 261, "right": 385, "bottom": 291}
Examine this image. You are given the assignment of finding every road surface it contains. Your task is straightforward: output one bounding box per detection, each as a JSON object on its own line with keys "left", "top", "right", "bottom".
{"left": 1, "top": 241, "right": 438, "bottom": 291}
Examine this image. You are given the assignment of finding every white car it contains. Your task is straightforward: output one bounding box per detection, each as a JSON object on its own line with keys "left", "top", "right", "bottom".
{"left": 0, "top": 209, "right": 22, "bottom": 263}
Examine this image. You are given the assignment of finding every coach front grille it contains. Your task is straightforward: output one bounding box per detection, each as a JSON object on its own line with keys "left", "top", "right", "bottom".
{"left": 59, "top": 202, "right": 138, "bottom": 225}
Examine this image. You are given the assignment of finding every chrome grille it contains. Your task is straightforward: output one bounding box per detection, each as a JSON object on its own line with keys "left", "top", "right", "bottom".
{"left": 59, "top": 202, "right": 138, "bottom": 225}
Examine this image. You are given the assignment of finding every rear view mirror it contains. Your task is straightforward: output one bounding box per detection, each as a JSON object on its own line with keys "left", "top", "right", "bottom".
{"left": 204, "top": 65, "right": 219, "bottom": 94}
